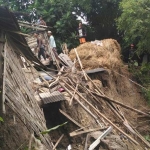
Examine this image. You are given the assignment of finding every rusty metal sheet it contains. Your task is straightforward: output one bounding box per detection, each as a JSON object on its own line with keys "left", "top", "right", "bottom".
{"left": 39, "top": 91, "right": 65, "bottom": 104}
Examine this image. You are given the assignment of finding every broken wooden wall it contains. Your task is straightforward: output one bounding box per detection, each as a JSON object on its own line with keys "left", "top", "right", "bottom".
{"left": 1, "top": 38, "right": 53, "bottom": 149}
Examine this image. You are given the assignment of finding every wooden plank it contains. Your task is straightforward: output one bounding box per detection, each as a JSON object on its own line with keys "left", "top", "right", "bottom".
{"left": 58, "top": 53, "right": 73, "bottom": 67}
{"left": 59, "top": 109, "right": 83, "bottom": 128}
{"left": 89, "top": 126, "right": 113, "bottom": 150}
{"left": 84, "top": 134, "right": 90, "bottom": 150}
{"left": 4, "top": 41, "right": 53, "bottom": 149}
{"left": 92, "top": 91, "right": 150, "bottom": 117}
{"left": 2, "top": 43, "right": 7, "bottom": 114}
{"left": 53, "top": 134, "right": 64, "bottom": 150}
{"left": 69, "top": 84, "right": 78, "bottom": 106}
{"left": 70, "top": 126, "right": 108, "bottom": 137}
{"left": 0, "top": 30, "right": 5, "bottom": 115}
{"left": 74, "top": 48, "right": 87, "bottom": 80}
{"left": 60, "top": 80, "right": 139, "bottom": 145}
{"left": 18, "top": 23, "right": 46, "bottom": 31}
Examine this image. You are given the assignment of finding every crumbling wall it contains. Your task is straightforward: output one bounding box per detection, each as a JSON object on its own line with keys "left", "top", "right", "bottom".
{"left": 0, "top": 39, "right": 53, "bottom": 149}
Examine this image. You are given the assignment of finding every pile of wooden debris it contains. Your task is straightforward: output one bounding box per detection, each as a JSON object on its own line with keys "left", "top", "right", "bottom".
{"left": 29, "top": 45, "right": 150, "bottom": 149}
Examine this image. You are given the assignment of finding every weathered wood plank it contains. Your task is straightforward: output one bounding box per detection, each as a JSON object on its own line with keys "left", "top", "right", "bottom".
{"left": 59, "top": 109, "right": 83, "bottom": 128}
{"left": 70, "top": 126, "right": 108, "bottom": 137}
{"left": 53, "top": 134, "right": 64, "bottom": 150}
{"left": 0, "top": 30, "right": 5, "bottom": 115}
{"left": 89, "top": 126, "right": 113, "bottom": 150}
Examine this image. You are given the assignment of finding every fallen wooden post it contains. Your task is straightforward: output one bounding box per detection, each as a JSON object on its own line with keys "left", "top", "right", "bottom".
{"left": 69, "top": 83, "right": 78, "bottom": 106}
{"left": 74, "top": 48, "right": 87, "bottom": 80}
{"left": 53, "top": 134, "right": 64, "bottom": 150}
{"left": 70, "top": 126, "right": 108, "bottom": 137}
{"left": 88, "top": 126, "right": 112, "bottom": 150}
{"left": 61, "top": 80, "right": 139, "bottom": 145}
{"left": 84, "top": 134, "right": 90, "bottom": 150}
{"left": 92, "top": 91, "right": 150, "bottom": 117}
{"left": 59, "top": 109, "right": 83, "bottom": 128}
{"left": 86, "top": 75, "right": 104, "bottom": 95}
{"left": 74, "top": 125, "right": 90, "bottom": 133}
{"left": 59, "top": 82, "right": 100, "bottom": 124}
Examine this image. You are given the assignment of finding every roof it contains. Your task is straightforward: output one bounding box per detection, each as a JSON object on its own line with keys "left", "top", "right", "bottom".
{"left": 0, "top": 7, "right": 46, "bottom": 68}
{"left": 39, "top": 91, "right": 65, "bottom": 105}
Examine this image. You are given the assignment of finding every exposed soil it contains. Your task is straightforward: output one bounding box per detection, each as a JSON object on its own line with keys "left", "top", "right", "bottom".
{"left": 0, "top": 106, "right": 30, "bottom": 150}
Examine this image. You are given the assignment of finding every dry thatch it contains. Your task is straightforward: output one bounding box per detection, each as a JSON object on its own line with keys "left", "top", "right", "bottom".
{"left": 69, "top": 39, "right": 123, "bottom": 70}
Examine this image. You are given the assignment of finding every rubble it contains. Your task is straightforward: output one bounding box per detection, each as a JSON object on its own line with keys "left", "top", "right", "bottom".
{"left": 27, "top": 40, "right": 150, "bottom": 149}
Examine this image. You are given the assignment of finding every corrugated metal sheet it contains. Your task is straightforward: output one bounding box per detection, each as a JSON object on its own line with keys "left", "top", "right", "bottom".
{"left": 39, "top": 91, "right": 65, "bottom": 104}
{"left": 85, "top": 68, "right": 105, "bottom": 74}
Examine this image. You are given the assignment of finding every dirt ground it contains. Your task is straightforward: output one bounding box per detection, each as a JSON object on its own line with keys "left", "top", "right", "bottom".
{"left": 0, "top": 106, "right": 31, "bottom": 150}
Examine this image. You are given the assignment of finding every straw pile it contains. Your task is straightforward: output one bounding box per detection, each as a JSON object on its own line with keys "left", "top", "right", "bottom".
{"left": 69, "top": 39, "right": 123, "bottom": 70}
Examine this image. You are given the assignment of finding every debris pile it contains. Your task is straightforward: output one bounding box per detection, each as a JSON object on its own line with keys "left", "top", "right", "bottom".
{"left": 69, "top": 39, "right": 123, "bottom": 70}
{"left": 28, "top": 39, "right": 150, "bottom": 149}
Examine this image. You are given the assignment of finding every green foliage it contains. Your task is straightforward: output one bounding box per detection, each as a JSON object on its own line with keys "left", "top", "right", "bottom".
{"left": 145, "top": 134, "right": 150, "bottom": 142}
{"left": 129, "top": 63, "right": 150, "bottom": 104}
{"left": 117, "top": 0, "right": 150, "bottom": 55}
{"left": 32, "top": 0, "right": 122, "bottom": 49}
{"left": 33, "top": 0, "right": 80, "bottom": 50}
{"left": 1, "top": 0, "right": 122, "bottom": 49}
{"left": 20, "top": 27, "right": 33, "bottom": 34}
{"left": 142, "top": 89, "right": 150, "bottom": 104}
{"left": 130, "top": 63, "right": 150, "bottom": 85}
{"left": 41, "top": 122, "right": 67, "bottom": 134}
{"left": 0, "top": 117, "right": 4, "bottom": 122}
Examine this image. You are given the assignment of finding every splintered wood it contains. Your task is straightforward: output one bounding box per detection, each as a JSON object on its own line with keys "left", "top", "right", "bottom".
{"left": 41, "top": 50, "right": 150, "bottom": 149}
{"left": 3, "top": 41, "right": 53, "bottom": 149}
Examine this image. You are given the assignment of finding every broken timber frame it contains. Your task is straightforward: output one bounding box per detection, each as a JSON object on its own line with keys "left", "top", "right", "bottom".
{"left": 92, "top": 91, "right": 150, "bottom": 117}
{"left": 59, "top": 80, "right": 139, "bottom": 145}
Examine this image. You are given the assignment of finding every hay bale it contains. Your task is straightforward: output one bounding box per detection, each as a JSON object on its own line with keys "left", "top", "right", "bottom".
{"left": 69, "top": 39, "right": 123, "bottom": 70}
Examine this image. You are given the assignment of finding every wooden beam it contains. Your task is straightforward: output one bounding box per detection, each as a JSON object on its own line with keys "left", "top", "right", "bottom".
{"left": 92, "top": 91, "right": 150, "bottom": 117}
{"left": 60, "top": 80, "right": 139, "bottom": 145}
{"left": 19, "top": 23, "right": 46, "bottom": 31}
{"left": 0, "top": 30, "right": 5, "bottom": 116}
{"left": 53, "top": 134, "right": 64, "bottom": 150}
{"left": 74, "top": 48, "right": 87, "bottom": 80}
{"left": 59, "top": 109, "right": 83, "bottom": 128}
{"left": 70, "top": 126, "right": 108, "bottom": 137}
{"left": 89, "top": 126, "right": 112, "bottom": 150}
{"left": 84, "top": 134, "right": 90, "bottom": 150}
{"left": 69, "top": 84, "right": 78, "bottom": 106}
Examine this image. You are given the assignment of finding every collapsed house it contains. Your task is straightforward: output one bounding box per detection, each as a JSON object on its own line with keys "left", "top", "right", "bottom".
{"left": 0, "top": 7, "right": 53, "bottom": 149}
{"left": 0, "top": 6, "right": 150, "bottom": 150}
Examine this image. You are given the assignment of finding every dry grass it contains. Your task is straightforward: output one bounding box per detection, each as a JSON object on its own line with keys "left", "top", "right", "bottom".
{"left": 69, "top": 39, "right": 123, "bottom": 70}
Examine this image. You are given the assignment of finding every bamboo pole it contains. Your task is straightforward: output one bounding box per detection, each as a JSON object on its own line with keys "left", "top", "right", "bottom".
{"left": 59, "top": 83, "right": 100, "bottom": 123}
{"left": 84, "top": 134, "right": 90, "bottom": 150}
{"left": 92, "top": 91, "right": 150, "bottom": 117}
{"left": 82, "top": 74, "right": 150, "bottom": 146}
{"left": 60, "top": 80, "right": 139, "bottom": 145}
{"left": 86, "top": 75, "right": 104, "bottom": 95}
{"left": 70, "top": 126, "right": 108, "bottom": 137}
{"left": 69, "top": 84, "right": 78, "bottom": 106}
{"left": 59, "top": 109, "right": 83, "bottom": 128}
{"left": 74, "top": 48, "right": 87, "bottom": 80}
{"left": 53, "top": 134, "right": 64, "bottom": 150}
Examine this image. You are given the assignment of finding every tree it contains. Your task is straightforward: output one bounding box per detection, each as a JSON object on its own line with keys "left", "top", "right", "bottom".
{"left": 33, "top": 0, "right": 80, "bottom": 50}
{"left": 117, "top": 0, "right": 150, "bottom": 55}
{"left": 1, "top": 0, "right": 122, "bottom": 50}
{"left": 86, "top": 0, "right": 121, "bottom": 40}
{"left": 33, "top": 0, "right": 122, "bottom": 50}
